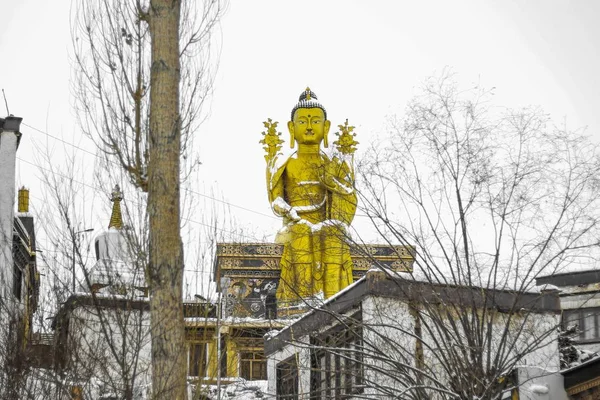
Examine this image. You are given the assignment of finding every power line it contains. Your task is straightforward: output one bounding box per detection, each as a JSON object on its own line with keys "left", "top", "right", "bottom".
{"left": 17, "top": 156, "right": 267, "bottom": 243}
{"left": 21, "top": 121, "right": 370, "bottom": 229}
{"left": 22, "top": 122, "right": 278, "bottom": 220}
{"left": 35, "top": 248, "right": 215, "bottom": 274}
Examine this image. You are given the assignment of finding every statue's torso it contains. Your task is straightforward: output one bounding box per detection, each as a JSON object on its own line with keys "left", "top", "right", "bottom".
{"left": 284, "top": 156, "right": 327, "bottom": 224}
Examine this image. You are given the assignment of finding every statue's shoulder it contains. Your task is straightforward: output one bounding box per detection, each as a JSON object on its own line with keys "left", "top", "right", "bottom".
{"left": 269, "top": 152, "right": 296, "bottom": 186}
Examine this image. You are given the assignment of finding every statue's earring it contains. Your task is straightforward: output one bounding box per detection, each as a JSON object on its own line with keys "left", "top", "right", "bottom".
{"left": 288, "top": 121, "right": 295, "bottom": 149}
{"left": 323, "top": 120, "right": 331, "bottom": 148}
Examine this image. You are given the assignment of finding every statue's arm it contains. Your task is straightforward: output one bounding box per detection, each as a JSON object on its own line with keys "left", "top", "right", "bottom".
{"left": 268, "top": 166, "right": 300, "bottom": 221}
{"left": 321, "top": 157, "right": 355, "bottom": 195}
{"left": 322, "top": 157, "right": 357, "bottom": 225}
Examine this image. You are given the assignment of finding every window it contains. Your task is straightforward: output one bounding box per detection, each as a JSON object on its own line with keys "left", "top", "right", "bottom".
{"left": 277, "top": 356, "right": 299, "bottom": 399}
{"left": 310, "top": 322, "right": 363, "bottom": 399}
{"left": 563, "top": 308, "right": 600, "bottom": 342}
{"left": 266, "top": 294, "right": 277, "bottom": 319}
{"left": 240, "top": 351, "right": 267, "bottom": 380}
{"left": 188, "top": 342, "right": 208, "bottom": 377}
{"left": 13, "top": 263, "right": 22, "bottom": 299}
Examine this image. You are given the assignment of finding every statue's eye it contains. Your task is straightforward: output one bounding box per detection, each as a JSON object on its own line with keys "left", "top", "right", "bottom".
{"left": 313, "top": 120, "right": 321, "bottom": 124}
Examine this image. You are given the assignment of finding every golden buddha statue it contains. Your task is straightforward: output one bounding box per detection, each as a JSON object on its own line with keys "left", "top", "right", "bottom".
{"left": 260, "top": 88, "right": 358, "bottom": 305}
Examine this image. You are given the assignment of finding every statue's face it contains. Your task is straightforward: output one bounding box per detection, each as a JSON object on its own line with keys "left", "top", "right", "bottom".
{"left": 289, "top": 107, "right": 330, "bottom": 146}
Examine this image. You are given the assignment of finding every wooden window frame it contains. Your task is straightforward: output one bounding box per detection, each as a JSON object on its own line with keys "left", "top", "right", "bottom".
{"left": 188, "top": 342, "right": 208, "bottom": 378}
{"left": 310, "top": 313, "right": 364, "bottom": 400}
{"left": 277, "top": 355, "right": 299, "bottom": 400}
{"left": 563, "top": 308, "right": 600, "bottom": 343}
{"left": 240, "top": 349, "right": 267, "bottom": 381}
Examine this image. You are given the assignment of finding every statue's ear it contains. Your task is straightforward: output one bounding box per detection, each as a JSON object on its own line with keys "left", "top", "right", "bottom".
{"left": 287, "top": 120, "right": 295, "bottom": 149}
{"left": 323, "top": 120, "right": 331, "bottom": 148}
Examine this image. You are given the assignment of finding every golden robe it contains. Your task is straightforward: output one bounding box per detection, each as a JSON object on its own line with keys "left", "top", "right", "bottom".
{"left": 267, "top": 152, "right": 357, "bottom": 303}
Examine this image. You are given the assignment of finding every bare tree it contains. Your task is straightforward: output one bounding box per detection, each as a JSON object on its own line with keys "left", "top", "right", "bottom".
{"left": 18, "top": 139, "right": 247, "bottom": 399}
{"left": 71, "top": 0, "right": 224, "bottom": 191}
{"left": 339, "top": 72, "right": 600, "bottom": 398}
{"left": 71, "top": 0, "right": 226, "bottom": 398}
{"left": 12, "top": 148, "right": 147, "bottom": 399}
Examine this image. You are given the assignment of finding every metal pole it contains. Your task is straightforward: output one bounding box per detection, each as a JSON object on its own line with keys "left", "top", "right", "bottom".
{"left": 216, "top": 291, "right": 222, "bottom": 400}
{"left": 72, "top": 238, "right": 75, "bottom": 293}
{"left": 72, "top": 228, "right": 94, "bottom": 293}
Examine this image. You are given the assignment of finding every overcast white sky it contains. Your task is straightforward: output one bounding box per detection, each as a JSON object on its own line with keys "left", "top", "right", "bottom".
{"left": 2, "top": 0, "right": 600, "bottom": 292}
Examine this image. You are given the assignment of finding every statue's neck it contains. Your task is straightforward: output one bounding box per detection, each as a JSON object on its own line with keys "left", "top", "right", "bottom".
{"left": 297, "top": 144, "right": 321, "bottom": 155}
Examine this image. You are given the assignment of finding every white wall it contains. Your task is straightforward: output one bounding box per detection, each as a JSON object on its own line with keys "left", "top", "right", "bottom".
{"left": 268, "top": 294, "right": 565, "bottom": 399}
{"left": 517, "top": 366, "right": 567, "bottom": 400}
{"left": 361, "top": 296, "right": 417, "bottom": 398}
{"left": 362, "top": 295, "right": 563, "bottom": 399}
{"left": 267, "top": 333, "right": 311, "bottom": 399}
{"left": 0, "top": 128, "right": 18, "bottom": 301}
{"left": 68, "top": 304, "right": 152, "bottom": 399}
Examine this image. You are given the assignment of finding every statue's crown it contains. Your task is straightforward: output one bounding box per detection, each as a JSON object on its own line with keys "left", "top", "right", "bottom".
{"left": 291, "top": 87, "right": 327, "bottom": 121}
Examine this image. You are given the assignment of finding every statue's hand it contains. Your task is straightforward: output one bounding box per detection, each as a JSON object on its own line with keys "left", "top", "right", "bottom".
{"left": 318, "top": 160, "right": 335, "bottom": 188}
{"left": 320, "top": 159, "right": 353, "bottom": 194}
{"left": 272, "top": 196, "right": 301, "bottom": 222}
{"left": 287, "top": 207, "right": 301, "bottom": 222}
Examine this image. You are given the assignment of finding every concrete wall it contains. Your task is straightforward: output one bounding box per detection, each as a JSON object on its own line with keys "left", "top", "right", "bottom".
{"left": 517, "top": 366, "right": 567, "bottom": 400}
{"left": 67, "top": 304, "right": 152, "bottom": 399}
{"left": 268, "top": 293, "right": 565, "bottom": 399}
{"left": 0, "top": 126, "right": 19, "bottom": 301}
{"left": 362, "top": 295, "right": 562, "bottom": 398}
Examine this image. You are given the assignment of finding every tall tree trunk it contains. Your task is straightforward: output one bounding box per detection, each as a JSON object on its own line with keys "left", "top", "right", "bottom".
{"left": 148, "top": 1, "right": 186, "bottom": 399}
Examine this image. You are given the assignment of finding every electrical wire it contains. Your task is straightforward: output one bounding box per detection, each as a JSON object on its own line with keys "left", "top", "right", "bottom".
{"left": 22, "top": 122, "right": 278, "bottom": 220}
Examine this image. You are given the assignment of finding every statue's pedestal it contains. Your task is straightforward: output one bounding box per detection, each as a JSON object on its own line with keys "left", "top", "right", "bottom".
{"left": 213, "top": 243, "right": 414, "bottom": 319}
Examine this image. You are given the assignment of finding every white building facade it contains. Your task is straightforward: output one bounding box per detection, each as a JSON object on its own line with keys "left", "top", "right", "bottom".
{"left": 265, "top": 271, "right": 567, "bottom": 400}
{"left": 51, "top": 187, "right": 152, "bottom": 399}
{"left": 537, "top": 270, "right": 600, "bottom": 355}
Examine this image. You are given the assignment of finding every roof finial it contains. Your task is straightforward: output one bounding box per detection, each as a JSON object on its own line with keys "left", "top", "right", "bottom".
{"left": 108, "top": 185, "right": 123, "bottom": 230}
{"left": 18, "top": 186, "right": 29, "bottom": 213}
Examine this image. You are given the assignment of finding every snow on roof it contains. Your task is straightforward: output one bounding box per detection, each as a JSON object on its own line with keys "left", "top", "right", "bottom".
{"left": 184, "top": 316, "right": 293, "bottom": 326}
{"left": 268, "top": 275, "right": 367, "bottom": 339}
{"left": 534, "top": 283, "right": 562, "bottom": 293}
{"left": 194, "top": 379, "right": 270, "bottom": 400}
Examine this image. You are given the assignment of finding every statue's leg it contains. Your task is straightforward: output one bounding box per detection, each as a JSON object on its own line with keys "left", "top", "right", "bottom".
{"left": 289, "top": 223, "right": 315, "bottom": 299}
{"left": 276, "top": 240, "right": 293, "bottom": 303}
{"left": 321, "top": 223, "right": 351, "bottom": 298}
{"left": 312, "top": 226, "right": 324, "bottom": 296}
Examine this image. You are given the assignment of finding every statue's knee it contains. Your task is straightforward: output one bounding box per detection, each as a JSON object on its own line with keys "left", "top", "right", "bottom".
{"left": 324, "top": 221, "right": 346, "bottom": 235}
{"left": 290, "top": 223, "right": 312, "bottom": 237}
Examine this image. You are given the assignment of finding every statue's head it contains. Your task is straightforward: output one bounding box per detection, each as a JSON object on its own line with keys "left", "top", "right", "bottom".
{"left": 288, "top": 88, "right": 331, "bottom": 149}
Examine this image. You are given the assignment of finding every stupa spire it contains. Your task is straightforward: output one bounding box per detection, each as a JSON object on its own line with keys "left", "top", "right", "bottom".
{"left": 108, "top": 185, "right": 123, "bottom": 230}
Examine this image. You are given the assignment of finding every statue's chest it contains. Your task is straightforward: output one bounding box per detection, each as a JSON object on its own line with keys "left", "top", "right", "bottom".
{"left": 284, "top": 158, "right": 326, "bottom": 204}
{"left": 285, "top": 158, "right": 323, "bottom": 183}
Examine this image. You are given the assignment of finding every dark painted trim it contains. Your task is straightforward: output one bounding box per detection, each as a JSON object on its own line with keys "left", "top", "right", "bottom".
{"left": 537, "top": 270, "right": 600, "bottom": 288}
{"left": 562, "top": 356, "right": 600, "bottom": 388}
{"left": 52, "top": 294, "right": 150, "bottom": 330}
{"left": 265, "top": 271, "right": 560, "bottom": 355}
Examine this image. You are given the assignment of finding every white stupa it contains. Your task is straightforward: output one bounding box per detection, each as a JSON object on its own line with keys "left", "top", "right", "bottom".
{"left": 88, "top": 185, "right": 147, "bottom": 296}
